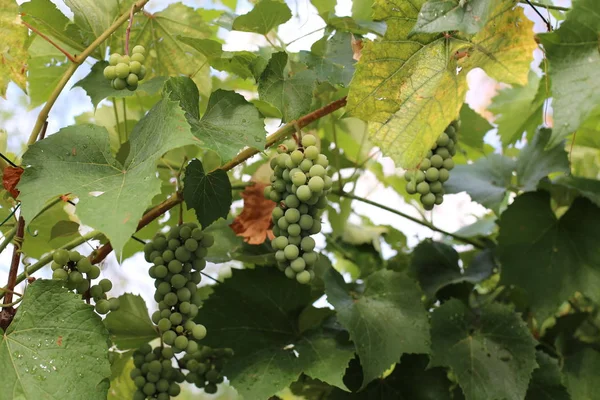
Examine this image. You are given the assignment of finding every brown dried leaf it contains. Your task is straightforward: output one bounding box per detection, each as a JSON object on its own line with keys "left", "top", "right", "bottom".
{"left": 230, "top": 181, "right": 276, "bottom": 245}
{"left": 351, "top": 35, "right": 363, "bottom": 61}
{"left": 3, "top": 166, "right": 23, "bottom": 198}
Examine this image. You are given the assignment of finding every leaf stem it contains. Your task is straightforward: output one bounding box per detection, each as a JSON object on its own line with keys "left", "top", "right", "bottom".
{"left": 335, "top": 191, "right": 485, "bottom": 249}
{"left": 21, "top": 20, "right": 77, "bottom": 62}
{"left": 26, "top": 0, "right": 151, "bottom": 146}
{"left": 113, "top": 98, "right": 123, "bottom": 140}
{"left": 519, "top": 1, "right": 570, "bottom": 11}
{"left": 4, "top": 217, "right": 25, "bottom": 304}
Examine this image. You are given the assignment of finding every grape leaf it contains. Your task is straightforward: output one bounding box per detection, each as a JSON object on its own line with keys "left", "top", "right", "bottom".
{"left": 298, "top": 31, "right": 356, "bottom": 87}
{"left": 489, "top": 71, "right": 547, "bottom": 147}
{"left": 20, "top": 0, "right": 87, "bottom": 54}
{"left": 0, "top": 0, "right": 28, "bottom": 97}
{"left": 183, "top": 159, "right": 232, "bottom": 229}
{"left": 176, "top": 37, "right": 264, "bottom": 80}
{"left": 525, "top": 352, "right": 569, "bottom": 400}
{"left": 311, "top": 0, "right": 336, "bottom": 19}
{"left": 107, "top": 357, "right": 136, "bottom": 400}
{"left": 26, "top": 36, "right": 71, "bottom": 108}
{"left": 352, "top": 0, "right": 374, "bottom": 20}
{"left": 104, "top": 294, "right": 158, "bottom": 350}
{"left": 539, "top": 0, "right": 600, "bottom": 148}
{"left": 18, "top": 95, "right": 198, "bottom": 257}
{"left": 195, "top": 267, "right": 355, "bottom": 399}
{"left": 74, "top": 61, "right": 168, "bottom": 109}
{"left": 166, "top": 77, "right": 266, "bottom": 162}
{"left": 411, "top": 240, "right": 494, "bottom": 298}
{"left": 346, "top": 0, "right": 534, "bottom": 169}
{"left": 230, "top": 181, "right": 276, "bottom": 245}
{"left": 0, "top": 280, "right": 111, "bottom": 399}
{"left": 548, "top": 175, "right": 600, "bottom": 208}
{"left": 563, "top": 349, "right": 600, "bottom": 400}
{"left": 430, "top": 299, "right": 537, "bottom": 400}
{"left": 446, "top": 129, "right": 569, "bottom": 212}
{"left": 258, "top": 52, "right": 317, "bottom": 122}
{"left": 411, "top": 0, "right": 503, "bottom": 35}
{"left": 324, "top": 268, "right": 430, "bottom": 388}
{"left": 458, "top": 104, "right": 493, "bottom": 151}
{"left": 231, "top": 0, "right": 292, "bottom": 34}
{"left": 445, "top": 154, "right": 514, "bottom": 213}
{"left": 497, "top": 191, "right": 600, "bottom": 320}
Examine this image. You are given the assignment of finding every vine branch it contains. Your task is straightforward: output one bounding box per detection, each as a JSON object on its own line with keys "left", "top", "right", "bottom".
{"left": 335, "top": 191, "right": 485, "bottom": 249}
{"left": 125, "top": 4, "right": 136, "bottom": 56}
{"left": 5, "top": 217, "right": 25, "bottom": 304}
{"left": 26, "top": 0, "right": 151, "bottom": 146}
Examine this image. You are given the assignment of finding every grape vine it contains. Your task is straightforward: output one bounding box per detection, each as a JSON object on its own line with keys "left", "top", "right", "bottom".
{"left": 104, "top": 45, "right": 147, "bottom": 91}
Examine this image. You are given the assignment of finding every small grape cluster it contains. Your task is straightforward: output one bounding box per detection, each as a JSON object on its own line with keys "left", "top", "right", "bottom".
{"left": 404, "top": 121, "right": 459, "bottom": 210}
{"left": 179, "top": 346, "right": 234, "bottom": 394}
{"left": 103, "top": 45, "right": 147, "bottom": 91}
{"left": 144, "top": 222, "right": 212, "bottom": 352}
{"left": 131, "top": 344, "right": 184, "bottom": 400}
{"left": 264, "top": 136, "right": 330, "bottom": 284}
{"left": 50, "top": 249, "right": 119, "bottom": 314}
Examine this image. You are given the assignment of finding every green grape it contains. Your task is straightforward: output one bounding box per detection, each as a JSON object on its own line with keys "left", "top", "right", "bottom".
{"left": 304, "top": 145, "right": 319, "bottom": 160}
{"left": 284, "top": 194, "right": 300, "bottom": 208}
{"left": 175, "top": 246, "right": 191, "bottom": 262}
{"left": 68, "top": 271, "right": 84, "bottom": 284}
{"left": 302, "top": 135, "right": 317, "bottom": 147}
{"left": 430, "top": 154, "right": 444, "bottom": 168}
{"left": 272, "top": 236, "right": 288, "bottom": 250}
{"left": 192, "top": 259, "right": 206, "bottom": 271}
{"left": 132, "top": 45, "right": 146, "bottom": 54}
{"left": 115, "top": 63, "right": 130, "bottom": 79}
{"left": 109, "top": 53, "right": 121, "bottom": 66}
{"left": 90, "top": 284, "right": 104, "bottom": 299}
{"left": 288, "top": 224, "right": 301, "bottom": 236}
{"left": 168, "top": 260, "right": 183, "bottom": 274}
{"left": 112, "top": 78, "right": 127, "bottom": 90}
{"left": 95, "top": 299, "right": 111, "bottom": 314}
{"left": 435, "top": 194, "right": 444, "bottom": 205}
{"left": 285, "top": 208, "right": 300, "bottom": 223}
{"left": 284, "top": 267, "right": 296, "bottom": 279}
{"left": 416, "top": 181, "right": 429, "bottom": 195}
{"left": 296, "top": 185, "right": 312, "bottom": 202}
{"left": 303, "top": 251, "right": 318, "bottom": 265}
{"left": 290, "top": 150, "right": 304, "bottom": 165}
{"left": 414, "top": 170, "right": 426, "bottom": 183}
{"left": 308, "top": 176, "right": 324, "bottom": 192}
{"left": 316, "top": 154, "right": 329, "bottom": 168}
{"left": 201, "top": 234, "right": 214, "bottom": 247}
{"left": 309, "top": 164, "right": 326, "bottom": 178}
{"left": 301, "top": 236, "right": 315, "bottom": 252}
{"left": 429, "top": 181, "right": 443, "bottom": 193}
{"left": 143, "top": 382, "right": 156, "bottom": 396}
{"left": 155, "top": 265, "right": 168, "bottom": 278}
{"left": 163, "top": 330, "right": 177, "bottom": 345}
{"left": 436, "top": 148, "right": 451, "bottom": 159}
{"left": 291, "top": 171, "right": 307, "bottom": 186}
{"left": 277, "top": 217, "right": 289, "bottom": 230}
{"left": 131, "top": 52, "right": 145, "bottom": 63}
{"left": 99, "top": 278, "right": 112, "bottom": 292}
{"left": 109, "top": 297, "right": 120, "bottom": 311}
{"left": 69, "top": 251, "right": 82, "bottom": 262}
{"left": 126, "top": 73, "right": 138, "bottom": 86}
{"left": 193, "top": 324, "right": 207, "bottom": 340}
{"left": 298, "top": 214, "right": 313, "bottom": 230}
{"left": 171, "top": 274, "right": 187, "bottom": 289}
{"left": 284, "top": 244, "right": 299, "bottom": 260}
{"left": 174, "top": 335, "right": 189, "bottom": 350}
{"left": 406, "top": 181, "right": 417, "bottom": 194}
{"left": 134, "top": 376, "right": 146, "bottom": 388}
{"left": 299, "top": 159, "right": 313, "bottom": 172}
{"left": 290, "top": 258, "right": 306, "bottom": 272}
{"left": 158, "top": 318, "right": 172, "bottom": 332}
{"left": 439, "top": 168, "right": 450, "bottom": 182}
{"left": 275, "top": 250, "right": 286, "bottom": 262}
{"left": 419, "top": 158, "right": 431, "bottom": 171}
{"left": 50, "top": 261, "right": 62, "bottom": 271}
{"left": 404, "top": 170, "right": 414, "bottom": 181}
{"left": 309, "top": 219, "right": 321, "bottom": 235}
{"left": 421, "top": 193, "right": 436, "bottom": 207}
{"left": 103, "top": 66, "right": 117, "bottom": 80}
{"left": 425, "top": 167, "right": 439, "bottom": 182}
{"left": 52, "top": 269, "right": 68, "bottom": 280}
{"left": 296, "top": 270, "right": 311, "bottom": 284}
{"left": 437, "top": 132, "right": 450, "bottom": 146}
{"left": 443, "top": 158, "right": 454, "bottom": 170}
{"left": 164, "top": 292, "right": 178, "bottom": 306}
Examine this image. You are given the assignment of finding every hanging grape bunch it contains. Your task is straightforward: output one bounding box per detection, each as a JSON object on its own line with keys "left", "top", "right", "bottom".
{"left": 405, "top": 120, "right": 459, "bottom": 210}
{"left": 178, "top": 346, "right": 234, "bottom": 394}
{"left": 144, "top": 222, "right": 211, "bottom": 352}
{"left": 50, "top": 249, "right": 120, "bottom": 314}
{"left": 130, "top": 343, "right": 185, "bottom": 400}
{"left": 264, "top": 135, "right": 331, "bottom": 284}
{"left": 103, "top": 45, "right": 147, "bottom": 91}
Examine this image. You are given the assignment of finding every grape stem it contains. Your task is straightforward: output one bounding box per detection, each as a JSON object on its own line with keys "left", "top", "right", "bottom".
{"left": 125, "top": 3, "right": 137, "bottom": 56}
{"left": 26, "top": 0, "right": 151, "bottom": 146}
{"left": 335, "top": 191, "right": 486, "bottom": 249}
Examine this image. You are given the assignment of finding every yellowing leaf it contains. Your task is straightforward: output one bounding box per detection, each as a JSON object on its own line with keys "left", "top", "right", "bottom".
{"left": 0, "top": 0, "right": 28, "bottom": 97}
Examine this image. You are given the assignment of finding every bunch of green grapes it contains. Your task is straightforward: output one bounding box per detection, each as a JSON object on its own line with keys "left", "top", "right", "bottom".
{"left": 130, "top": 344, "right": 184, "bottom": 400}
{"left": 263, "top": 135, "right": 331, "bottom": 284}
{"left": 179, "top": 346, "right": 234, "bottom": 394}
{"left": 144, "top": 222, "right": 211, "bottom": 352}
{"left": 405, "top": 121, "right": 459, "bottom": 210}
{"left": 103, "top": 45, "right": 147, "bottom": 91}
{"left": 50, "top": 249, "right": 119, "bottom": 314}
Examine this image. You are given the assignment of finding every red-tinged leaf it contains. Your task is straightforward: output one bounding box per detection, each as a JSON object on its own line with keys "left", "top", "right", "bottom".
{"left": 3, "top": 166, "right": 24, "bottom": 198}
{"left": 230, "top": 182, "right": 276, "bottom": 245}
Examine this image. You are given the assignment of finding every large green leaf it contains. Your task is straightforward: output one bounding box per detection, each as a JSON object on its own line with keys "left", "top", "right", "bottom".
{"left": 446, "top": 129, "right": 569, "bottom": 212}
{"left": 231, "top": 0, "right": 292, "bottom": 34}
{"left": 411, "top": 0, "right": 502, "bottom": 35}
{"left": 549, "top": 175, "right": 600, "bottom": 208}
{"left": 489, "top": 71, "right": 547, "bottom": 147}
{"left": 563, "top": 349, "right": 600, "bottom": 400}
{"left": 74, "top": 61, "right": 168, "bottom": 109}
{"left": 298, "top": 31, "right": 356, "bottom": 87}
{"left": 107, "top": 357, "right": 136, "bottom": 400}
{"left": 324, "top": 268, "right": 430, "bottom": 388}
{"left": 20, "top": 0, "right": 86, "bottom": 54}
{"left": 166, "top": 77, "right": 266, "bottom": 162}
{"left": 539, "top": 0, "right": 600, "bottom": 148}
{"left": 0, "top": 0, "right": 29, "bottom": 97}
{"left": 497, "top": 191, "right": 600, "bottom": 320}
{"left": 0, "top": 280, "right": 111, "bottom": 399}
{"left": 182, "top": 159, "right": 232, "bottom": 229}
{"left": 195, "top": 267, "right": 355, "bottom": 399}
{"left": 26, "top": 36, "right": 70, "bottom": 108}
{"left": 258, "top": 52, "right": 317, "bottom": 122}
{"left": 346, "top": 0, "right": 535, "bottom": 168}
{"left": 430, "top": 299, "right": 537, "bottom": 400}
{"left": 103, "top": 294, "right": 158, "bottom": 350}
{"left": 458, "top": 104, "right": 493, "bottom": 151}
{"left": 18, "top": 96, "right": 198, "bottom": 256}
{"left": 525, "top": 352, "right": 569, "bottom": 400}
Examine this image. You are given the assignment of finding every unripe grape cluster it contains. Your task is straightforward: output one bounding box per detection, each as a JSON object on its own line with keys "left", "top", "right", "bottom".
{"left": 264, "top": 136, "right": 331, "bottom": 284}
{"left": 144, "top": 222, "right": 211, "bottom": 352}
{"left": 131, "top": 344, "right": 184, "bottom": 400}
{"left": 103, "top": 45, "right": 147, "bottom": 91}
{"left": 50, "top": 249, "right": 119, "bottom": 314}
{"left": 179, "top": 346, "right": 234, "bottom": 394}
{"left": 404, "top": 121, "right": 459, "bottom": 210}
